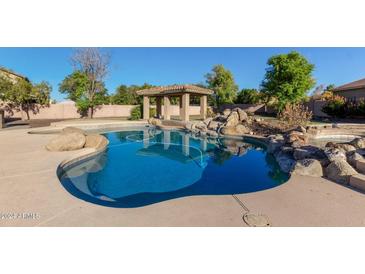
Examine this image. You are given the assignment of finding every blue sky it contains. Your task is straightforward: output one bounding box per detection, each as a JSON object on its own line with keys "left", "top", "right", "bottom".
{"left": 0, "top": 47, "right": 365, "bottom": 101}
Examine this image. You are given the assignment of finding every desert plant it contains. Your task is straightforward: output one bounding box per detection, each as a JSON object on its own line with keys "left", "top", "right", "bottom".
{"left": 278, "top": 103, "right": 313, "bottom": 128}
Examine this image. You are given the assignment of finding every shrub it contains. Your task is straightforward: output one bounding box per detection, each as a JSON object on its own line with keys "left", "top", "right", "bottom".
{"left": 150, "top": 107, "right": 156, "bottom": 118}
{"left": 322, "top": 95, "right": 346, "bottom": 117}
{"left": 130, "top": 106, "right": 141, "bottom": 120}
{"left": 322, "top": 97, "right": 365, "bottom": 118}
{"left": 278, "top": 103, "right": 312, "bottom": 128}
{"left": 235, "top": 89, "right": 260, "bottom": 104}
{"left": 207, "top": 107, "right": 215, "bottom": 118}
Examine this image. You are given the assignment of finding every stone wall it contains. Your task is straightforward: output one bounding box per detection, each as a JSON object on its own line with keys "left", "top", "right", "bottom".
{"left": 4, "top": 103, "right": 202, "bottom": 120}
{"left": 305, "top": 100, "right": 330, "bottom": 118}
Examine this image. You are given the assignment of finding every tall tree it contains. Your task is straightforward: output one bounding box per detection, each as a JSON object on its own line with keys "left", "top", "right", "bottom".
{"left": 0, "top": 76, "right": 51, "bottom": 120}
{"left": 205, "top": 65, "right": 238, "bottom": 107}
{"left": 59, "top": 71, "right": 108, "bottom": 117}
{"left": 68, "top": 48, "right": 110, "bottom": 118}
{"left": 261, "top": 51, "right": 315, "bottom": 111}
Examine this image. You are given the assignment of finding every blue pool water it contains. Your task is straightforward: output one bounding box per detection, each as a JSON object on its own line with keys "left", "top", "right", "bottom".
{"left": 59, "top": 128, "right": 289, "bottom": 208}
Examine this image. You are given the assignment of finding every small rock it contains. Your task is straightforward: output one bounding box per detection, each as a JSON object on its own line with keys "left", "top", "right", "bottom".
{"left": 203, "top": 117, "right": 213, "bottom": 126}
{"left": 206, "top": 130, "right": 219, "bottom": 138}
{"left": 291, "top": 159, "right": 323, "bottom": 177}
{"left": 207, "top": 120, "right": 221, "bottom": 131}
{"left": 148, "top": 118, "right": 162, "bottom": 126}
{"left": 222, "top": 109, "right": 231, "bottom": 116}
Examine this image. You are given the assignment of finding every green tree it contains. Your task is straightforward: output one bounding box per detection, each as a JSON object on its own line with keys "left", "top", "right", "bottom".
{"left": 235, "top": 88, "right": 261, "bottom": 104}
{"left": 59, "top": 71, "right": 109, "bottom": 117}
{"left": 67, "top": 48, "right": 110, "bottom": 118}
{"left": 205, "top": 65, "right": 238, "bottom": 106}
{"left": 261, "top": 51, "right": 315, "bottom": 111}
{"left": 111, "top": 83, "right": 153, "bottom": 105}
{"left": 324, "top": 84, "right": 336, "bottom": 91}
{"left": 0, "top": 76, "right": 51, "bottom": 120}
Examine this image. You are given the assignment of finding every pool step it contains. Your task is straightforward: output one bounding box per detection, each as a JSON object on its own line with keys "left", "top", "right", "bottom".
{"left": 349, "top": 174, "right": 365, "bottom": 192}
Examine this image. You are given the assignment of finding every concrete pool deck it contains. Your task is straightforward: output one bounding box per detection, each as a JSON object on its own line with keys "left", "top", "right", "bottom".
{"left": 1, "top": 124, "right": 365, "bottom": 226}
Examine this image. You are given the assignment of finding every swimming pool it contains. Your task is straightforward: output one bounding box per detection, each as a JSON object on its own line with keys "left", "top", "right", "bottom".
{"left": 59, "top": 128, "right": 289, "bottom": 208}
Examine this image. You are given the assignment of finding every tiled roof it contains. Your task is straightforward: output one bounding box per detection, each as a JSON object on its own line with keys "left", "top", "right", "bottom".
{"left": 136, "top": 85, "right": 214, "bottom": 96}
{"left": 333, "top": 77, "right": 365, "bottom": 92}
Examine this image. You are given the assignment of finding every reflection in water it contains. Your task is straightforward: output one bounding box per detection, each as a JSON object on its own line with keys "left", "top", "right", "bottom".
{"left": 60, "top": 129, "right": 289, "bottom": 208}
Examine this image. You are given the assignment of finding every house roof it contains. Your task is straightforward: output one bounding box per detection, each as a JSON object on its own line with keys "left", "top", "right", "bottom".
{"left": 0, "top": 67, "right": 28, "bottom": 81}
{"left": 333, "top": 77, "right": 365, "bottom": 92}
{"left": 136, "top": 84, "right": 214, "bottom": 96}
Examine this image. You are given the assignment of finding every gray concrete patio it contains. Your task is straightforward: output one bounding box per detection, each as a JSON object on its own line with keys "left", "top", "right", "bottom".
{"left": 1, "top": 122, "right": 365, "bottom": 226}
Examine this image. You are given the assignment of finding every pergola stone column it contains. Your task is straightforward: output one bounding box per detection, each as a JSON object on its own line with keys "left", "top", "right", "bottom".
{"left": 0, "top": 109, "right": 5, "bottom": 129}
{"left": 143, "top": 96, "right": 150, "bottom": 120}
{"left": 163, "top": 96, "right": 171, "bottom": 120}
{"left": 180, "top": 93, "right": 190, "bottom": 122}
{"left": 200, "top": 95, "right": 207, "bottom": 120}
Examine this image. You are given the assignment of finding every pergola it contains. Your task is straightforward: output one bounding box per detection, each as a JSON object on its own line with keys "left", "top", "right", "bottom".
{"left": 136, "top": 85, "right": 214, "bottom": 121}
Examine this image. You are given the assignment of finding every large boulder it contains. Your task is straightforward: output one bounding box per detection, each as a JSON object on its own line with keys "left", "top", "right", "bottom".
{"left": 325, "top": 160, "right": 358, "bottom": 184}
{"left": 293, "top": 146, "right": 326, "bottom": 161}
{"left": 291, "top": 159, "right": 323, "bottom": 177}
{"left": 275, "top": 151, "right": 296, "bottom": 173}
{"left": 235, "top": 108, "right": 248, "bottom": 122}
{"left": 225, "top": 111, "right": 239, "bottom": 127}
{"left": 235, "top": 124, "right": 250, "bottom": 134}
{"left": 286, "top": 131, "right": 308, "bottom": 147}
{"left": 267, "top": 139, "right": 284, "bottom": 154}
{"left": 347, "top": 151, "right": 363, "bottom": 168}
{"left": 220, "top": 124, "right": 250, "bottom": 136}
{"left": 46, "top": 132, "right": 86, "bottom": 151}
{"left": 84, "top": 134, "right": 109, "bottom": 150}
{"left": 324, "top": 147, "right": 347, "bottom": 162}
{"left": 62, "top": 126, "right": 85, "bottom": 135}
{"left": 350, "top": 138, "right": 365, "bottom": 149}
{"left": 325, "top": 142, "right": 356, "bottom": 153}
